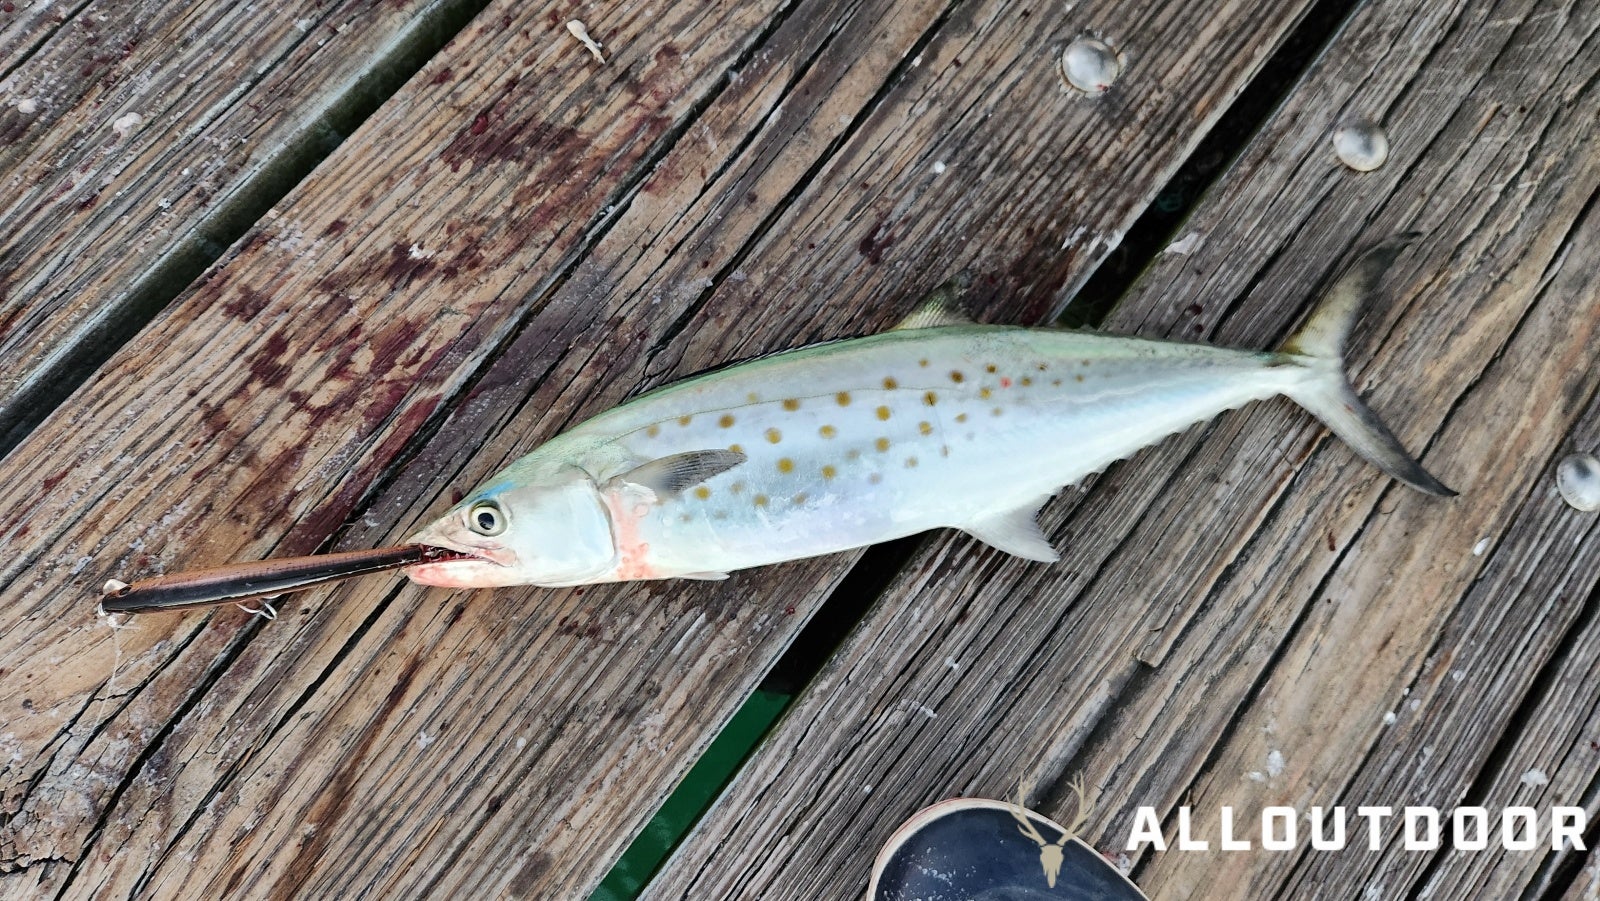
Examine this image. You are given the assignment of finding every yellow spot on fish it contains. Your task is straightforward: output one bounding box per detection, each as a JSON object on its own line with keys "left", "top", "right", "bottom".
{"left": 924, "top": 391, "right": 938, "bottom": 406}
{"left": 747, "top": 392, "right": 760, "bottom": 403}
{"left": 777, "top": 457, "right": 794, "bottom": 473}
{"left": 1038, "top": 362, "right": 1049, "bottom": 371}
{"left": 955, "top": 413, "right": 968, "bottom": 423}
{"left": 883, "top": 376, "right": 899, "bottom": 389}
{"left": 1021, "top": 376, "right": 1033, "bottom": 387}
{"left": 646, "top": 424, "right": 661, "bottom": 438}
{"left": 766, "top": 428, "right": 783, "bottom": 444}
{"left": 678, "top": 415, "right": 693, "bottom": 426}
{"left": 905, "top": 456, "right": 918, "bottom": 468}
{"left": 979, "top": 387, "right": 992, "bottom": 399}
{"left": 918, "top": 359, "right": 929, "bottom": 368}
{"left": 836, "top": 391, "right": 852, "bottom": 406}
{"left": 731, "top": 481, "right": 745, "bottom": 494}
{"left": 876, "top": 405, "right": 891, "bottom": 421}
{"left": 847, "top": 449, "right": 862, "bottom": 460}
{"left": 868, "top": 472, "right": 883, "bottom": 484}
{"left": 1075, "top": 374, "right": 1085, "bottom": 383}
{"left": 992, "top": 407, "right": 1004, "bottom": 416}
{"left": 875, "top": 437, "right": 891, "bottom": 452}
{"left": 792, "top": 492, "right": 809, "bottom": 505}
{"left": 918, "top": 421, "right": 933, "bottom": 435}
{"left": 729, "top": 443, "right": 745, "bottom": 454}
{"left": 819, "top": 424, "right": 838, "bottom": 438}
{"left": 822, "top": 465, "right": 837, "bottom": 480}
{"left": 950, "top": 370, "right": 965, "bottom": 383}
{"left": 783, "top": 398, "right": 801, "bottom": 411}
{"left": 754, "top": 494, "right": 769, "bottom": 507}
{"left": 985, "top": 364, "right": 997, "bottom": 373}
{"left": 719, "top": 414, "right": 736, "bottom": 428}
{"left": 693, "top": 486, "right": 712, "bottom": 500}
{"left": 1053, "top": 378, "right": 1063, "bottom": 386}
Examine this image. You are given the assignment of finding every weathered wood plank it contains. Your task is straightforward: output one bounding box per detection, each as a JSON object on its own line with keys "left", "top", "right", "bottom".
{"left": 646, "top": 0, "right": 1600, "bottom": 897}
{"left": 0, "top": 0, "right": 1325, "bottom": 897}
{"left": 0, "top": 0, "right": 477, "bottom": 448}
{"left": 0, "top": 0, "right": 788, "bottom": 891}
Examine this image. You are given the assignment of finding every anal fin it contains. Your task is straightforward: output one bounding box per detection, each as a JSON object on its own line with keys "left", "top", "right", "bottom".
{"left": 962, "top": 500, "right": 1059, "bottom": 563}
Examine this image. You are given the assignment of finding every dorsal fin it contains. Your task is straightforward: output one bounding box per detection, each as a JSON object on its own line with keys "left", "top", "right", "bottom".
{"left": 890, "top": 274, "right": 975, "bottom": 331}
{"left": 609, "top": 449, "right": 746, "bottom": 498}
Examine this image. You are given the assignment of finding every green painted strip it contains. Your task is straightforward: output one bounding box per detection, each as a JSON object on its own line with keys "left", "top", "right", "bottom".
{"left": 591, "top": 688, "right": 791, "bottom": 900}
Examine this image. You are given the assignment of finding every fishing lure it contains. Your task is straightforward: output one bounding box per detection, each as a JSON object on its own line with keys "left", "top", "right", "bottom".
{"left": 101, "top": 235, "right": 1451, "bottom": 612}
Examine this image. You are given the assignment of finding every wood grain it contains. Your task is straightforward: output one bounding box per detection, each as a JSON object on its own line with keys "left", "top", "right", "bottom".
{"left": 0, "top": 0, "right": 1326, "bottom": 896}
{"left": 0, "top": 0, "right": 479, "bottom": 447}
{"left": 646, "top": 0, "right": 1600, "bottom": 897}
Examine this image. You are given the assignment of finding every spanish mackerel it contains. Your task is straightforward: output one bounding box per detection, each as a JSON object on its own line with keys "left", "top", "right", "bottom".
{"left": 403, "top": 234, "right": 1452, "bottom": 590}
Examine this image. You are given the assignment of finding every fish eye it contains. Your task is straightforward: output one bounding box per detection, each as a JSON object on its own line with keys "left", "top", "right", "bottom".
{"left": 466, "top": 500, "right": 507, "bottom": 536}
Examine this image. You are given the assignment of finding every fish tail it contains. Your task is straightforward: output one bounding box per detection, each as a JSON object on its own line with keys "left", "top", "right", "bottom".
{"left": 1278, "top": 233, "right": 1457, "bottom": 497}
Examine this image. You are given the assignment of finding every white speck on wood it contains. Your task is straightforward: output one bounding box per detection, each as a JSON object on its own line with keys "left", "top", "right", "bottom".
{"left": 1521, "top": 768, "right": 1549, "bottom": 787}
{"left": 567, "top": 20, "right": 606, "bottom": 64}
{"left": 113, "top": 112, "right": 143, "bottom": 138}
{"left": 1165, "top": 231, "right": 1203, "bottom": 255}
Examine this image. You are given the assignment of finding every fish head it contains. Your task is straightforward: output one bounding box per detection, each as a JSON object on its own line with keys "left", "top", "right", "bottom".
{"left": 405, "top": 463, "right": 616, "bottom": 588}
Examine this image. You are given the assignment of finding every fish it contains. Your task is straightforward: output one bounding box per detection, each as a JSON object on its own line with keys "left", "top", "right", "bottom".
{"left": 402, "top": 233, "right": 1453, "bottom": 590}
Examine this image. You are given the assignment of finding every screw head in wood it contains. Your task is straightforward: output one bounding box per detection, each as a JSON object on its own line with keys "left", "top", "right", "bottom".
{"left": 1061, "top": 37, "right": 1122, "bottom": 94}
{"left": 1556, "top": 453, "right": 1600, "bottom": 512}
{"left": 1332, "top": 119, "right": 1390, "bottom": 172}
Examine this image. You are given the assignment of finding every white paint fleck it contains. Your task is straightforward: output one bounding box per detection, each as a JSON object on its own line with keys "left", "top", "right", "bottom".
{"left": 1451, "top": 669, "right": 1465, "bottom": 683}
{"left": 1266, "top": 749, "right": 1285, "bottom": 777}
{"left": 931, "top": 161, "right": 947, "bottom": 174}
{"left": 1165, "top": 231, "right": 1203, "bottom": 255}
{"left": 16, "top": 98, "right": 39, "bottom": 115}
{"left": 566, "top": 20, "right": 606, "bottom": 64}
{"left": 1383, "top": 711, "right": 1397, "bottom": 725}
{"left": 417, "top": 730, "right": 435, "bottom": 750}
{"left": 294, "top": 17, "right": 314, "bottom": 31}
{"left": 1247, "top": 771, "right": 1265, "bottom": 782}
{"left": 1472, "top": 537, "right": 1491, "bottom": 556}
{"left": 945, "top": 656, "right": 960, "bottom": 670}
{"left": 1521, "top": 768, "right": 1550, "bottom": 787}
{"left": 112, "top": 112, "right": 143, "bottom": 138}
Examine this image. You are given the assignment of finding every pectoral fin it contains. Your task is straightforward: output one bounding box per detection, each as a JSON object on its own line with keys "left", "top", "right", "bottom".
{"left": 611, "top": 449, "right": 747, "bottom": 498}
{"left": 962, "top": 501, "right": 1059, "bottom": 562}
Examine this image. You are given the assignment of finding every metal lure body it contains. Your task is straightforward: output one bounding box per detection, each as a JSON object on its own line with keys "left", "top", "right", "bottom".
{"left": 405, "top": 237, "right": 1452, "bottom": 589}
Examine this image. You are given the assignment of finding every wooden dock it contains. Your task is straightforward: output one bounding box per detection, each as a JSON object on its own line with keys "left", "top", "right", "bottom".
{"left": 2, "top": 0, "right": 1597, "bottom": 897}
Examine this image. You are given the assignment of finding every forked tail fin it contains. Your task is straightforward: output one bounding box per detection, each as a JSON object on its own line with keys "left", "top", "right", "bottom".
{"left": 1279, "top": 233, "right": 1456, "bottom": 497}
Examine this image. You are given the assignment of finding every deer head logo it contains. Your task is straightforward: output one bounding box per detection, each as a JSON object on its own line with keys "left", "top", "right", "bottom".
{"left": 1007, "top": 773, "right": 1092, "bottom": 888}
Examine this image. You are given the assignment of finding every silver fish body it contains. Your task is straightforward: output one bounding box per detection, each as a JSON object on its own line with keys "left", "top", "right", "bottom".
{"left": 406, "top": 236, "right": 1452, "bottom": 589}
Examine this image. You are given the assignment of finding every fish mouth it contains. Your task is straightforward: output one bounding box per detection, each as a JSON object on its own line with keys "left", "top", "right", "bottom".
{"left": 405, "top": 538, "right": 517, "bottom": 587}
